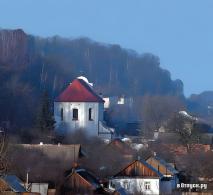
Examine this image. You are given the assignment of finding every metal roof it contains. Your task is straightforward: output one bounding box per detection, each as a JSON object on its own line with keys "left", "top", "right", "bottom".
{"left": 2, "top": 175, "right": 26, "bottom": 193}
{"left": 152, "top": 156, "right": 179, "bottom": 175}
{"left": 75, "top": 168, "right": 101, "bottom": 189}
{"left": 114, "top": 159, "right": 164, "bottom": 178}
{"left": 139, "top": 159, "right": 164, "bottom": 178}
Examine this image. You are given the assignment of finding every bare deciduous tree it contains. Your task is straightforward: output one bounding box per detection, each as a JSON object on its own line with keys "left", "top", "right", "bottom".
{"left": 135, "top": 95, "right": 185, "bottom": 137}
{"left": 0, "top": 128, "right": 8, "bottom": 174}
{"left": 176, "top": 152, "right": 213, "bottom": 186}
{"left": 167, "top": 113, "right": 201, "bottom": 152}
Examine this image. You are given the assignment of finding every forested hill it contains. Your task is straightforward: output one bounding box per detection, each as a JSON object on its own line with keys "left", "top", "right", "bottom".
{"left": 0, "top": 28, "right": 184, "bottom": 129}
{"left": 187, "top": 91, "right": 213, "bottom": 124}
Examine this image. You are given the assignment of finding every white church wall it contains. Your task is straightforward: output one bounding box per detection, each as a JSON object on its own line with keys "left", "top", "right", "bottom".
{"left": 54, "top": 102, "right": 104, "bottom": 136}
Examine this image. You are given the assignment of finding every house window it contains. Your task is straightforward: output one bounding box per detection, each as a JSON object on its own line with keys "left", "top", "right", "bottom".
{"left": 110, "top": 181, "right": 115, "bottom": 188}
{"left": 60, "top": 108, "right": 64, "bottom": 121}
{"left": 73, "top": 108, "right": 78, "bottom": 120}
{"left": 123, "top": 180, "right": 129, "bottom": 190}
{"left": 89, "top": 108, "right": 93, "bottom": 121}
{"left": 144, "top": 181, "right": 151, "bottom": 190}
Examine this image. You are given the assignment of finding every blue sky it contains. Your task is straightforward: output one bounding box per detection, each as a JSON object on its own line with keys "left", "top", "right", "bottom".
{"left": 0, "top": 0, "right": 212, "bottom": 96}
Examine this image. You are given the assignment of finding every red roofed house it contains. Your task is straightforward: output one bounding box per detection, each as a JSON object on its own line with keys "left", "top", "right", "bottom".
{"left": 54, "top": 76, "right": 114, "bottom": 139}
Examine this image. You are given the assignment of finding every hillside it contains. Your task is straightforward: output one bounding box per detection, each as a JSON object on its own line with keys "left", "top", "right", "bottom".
{"left": 0, "top": 28, "right": 184, "bottom": 130}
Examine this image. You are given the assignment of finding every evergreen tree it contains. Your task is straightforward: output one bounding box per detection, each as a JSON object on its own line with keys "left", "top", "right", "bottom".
{"left": 36, "top": 90, "right": 55, "bottom": 134}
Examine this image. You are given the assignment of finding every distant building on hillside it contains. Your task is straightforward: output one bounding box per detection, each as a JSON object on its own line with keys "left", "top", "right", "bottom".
{"left": 54, "top": 76, "right": 114, "bottom": 139}
{"left": 103, "top": 96, "right": 133, "bottom": 109}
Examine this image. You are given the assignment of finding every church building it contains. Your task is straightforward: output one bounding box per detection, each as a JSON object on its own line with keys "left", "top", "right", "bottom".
{"left": 54, "top": 76, "right": 114, "bottom": 140}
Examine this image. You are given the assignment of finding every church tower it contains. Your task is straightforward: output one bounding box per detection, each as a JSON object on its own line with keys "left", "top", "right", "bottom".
{"left": 54, "top": 76, "right": 113, "bottom": 139}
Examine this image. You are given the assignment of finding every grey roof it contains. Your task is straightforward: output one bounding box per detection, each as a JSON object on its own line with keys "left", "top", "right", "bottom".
{"left": 75, "top": 168, "right": 101, "bottom": 189}
{"left": 19, "top": 144, "right": 82, "bottom": 162}
{"left": 153, "top": 156, "right": 179, "bottom": 174}
{"left": 2, "top": 175, "right": 26, "bottom": 192}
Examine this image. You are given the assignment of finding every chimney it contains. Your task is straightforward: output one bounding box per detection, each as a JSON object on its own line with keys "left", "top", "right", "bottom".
{"left": 25, "top": 172, "right": 29, "bottom": 190}
{"left": 26, "top": 172, "right": 29, "bottom": 185}
{"left": 72, "top": 162, "right": 78, "bottom": 168}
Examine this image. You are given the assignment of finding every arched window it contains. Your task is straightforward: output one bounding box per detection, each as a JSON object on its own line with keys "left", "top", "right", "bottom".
{"left": 60, "top": 108, "right": 64, "bottom": 121}
{"left": 73, "top": 108, "right": 78, "bottom": 120}
{"left": 89, "top": 108, "right": 93, "bottom": 121}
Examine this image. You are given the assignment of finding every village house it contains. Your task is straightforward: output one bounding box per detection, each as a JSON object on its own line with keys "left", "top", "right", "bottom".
{"left": 11, "top": 144, "right": 85, "bottom": 194}
{"left": 0, "top": 174, "right": 57, "bottom": 195}
{"left": 109, "top": 159, "right": 163, "bottom": 195}
{"left": 61, "top": 167, "right": 105, "bottom": 194}
{"left": 146, "top": 155, "right": 179, "bottom": 194}
{"left": 54, "top": 76, "right": 114, "bottom": 140}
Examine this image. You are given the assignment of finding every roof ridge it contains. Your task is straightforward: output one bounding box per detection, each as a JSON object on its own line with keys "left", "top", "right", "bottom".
{"left": 114, "top": 159, "right": 163, "bottom": 178}
{"left": 139, "top": 159, "right": 164, "bottom": 178}
{"left": 153, "top": 156, "right": 178, "bottom": 174}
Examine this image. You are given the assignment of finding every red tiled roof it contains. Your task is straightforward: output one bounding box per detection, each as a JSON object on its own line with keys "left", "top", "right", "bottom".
{"left": 158, "top": 144, "right": 211, "bottom": 156}
{"left": 55, "top": 78, "right": 104, "bottom": 103}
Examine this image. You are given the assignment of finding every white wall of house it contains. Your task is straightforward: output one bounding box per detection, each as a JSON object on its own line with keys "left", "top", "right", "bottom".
{"left": 54, "top": 102, "right": 104, "bottom": 136}
{"left": 109, "top": 178, "right": 160, "bottom": 195}
{"left": 31, "top": 183, "right": 48, "bottom": 195}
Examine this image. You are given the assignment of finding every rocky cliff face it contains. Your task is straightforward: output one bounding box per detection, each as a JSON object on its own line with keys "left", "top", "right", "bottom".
{"left": 0, "top": 29, "right": 28, "bottom": 67}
